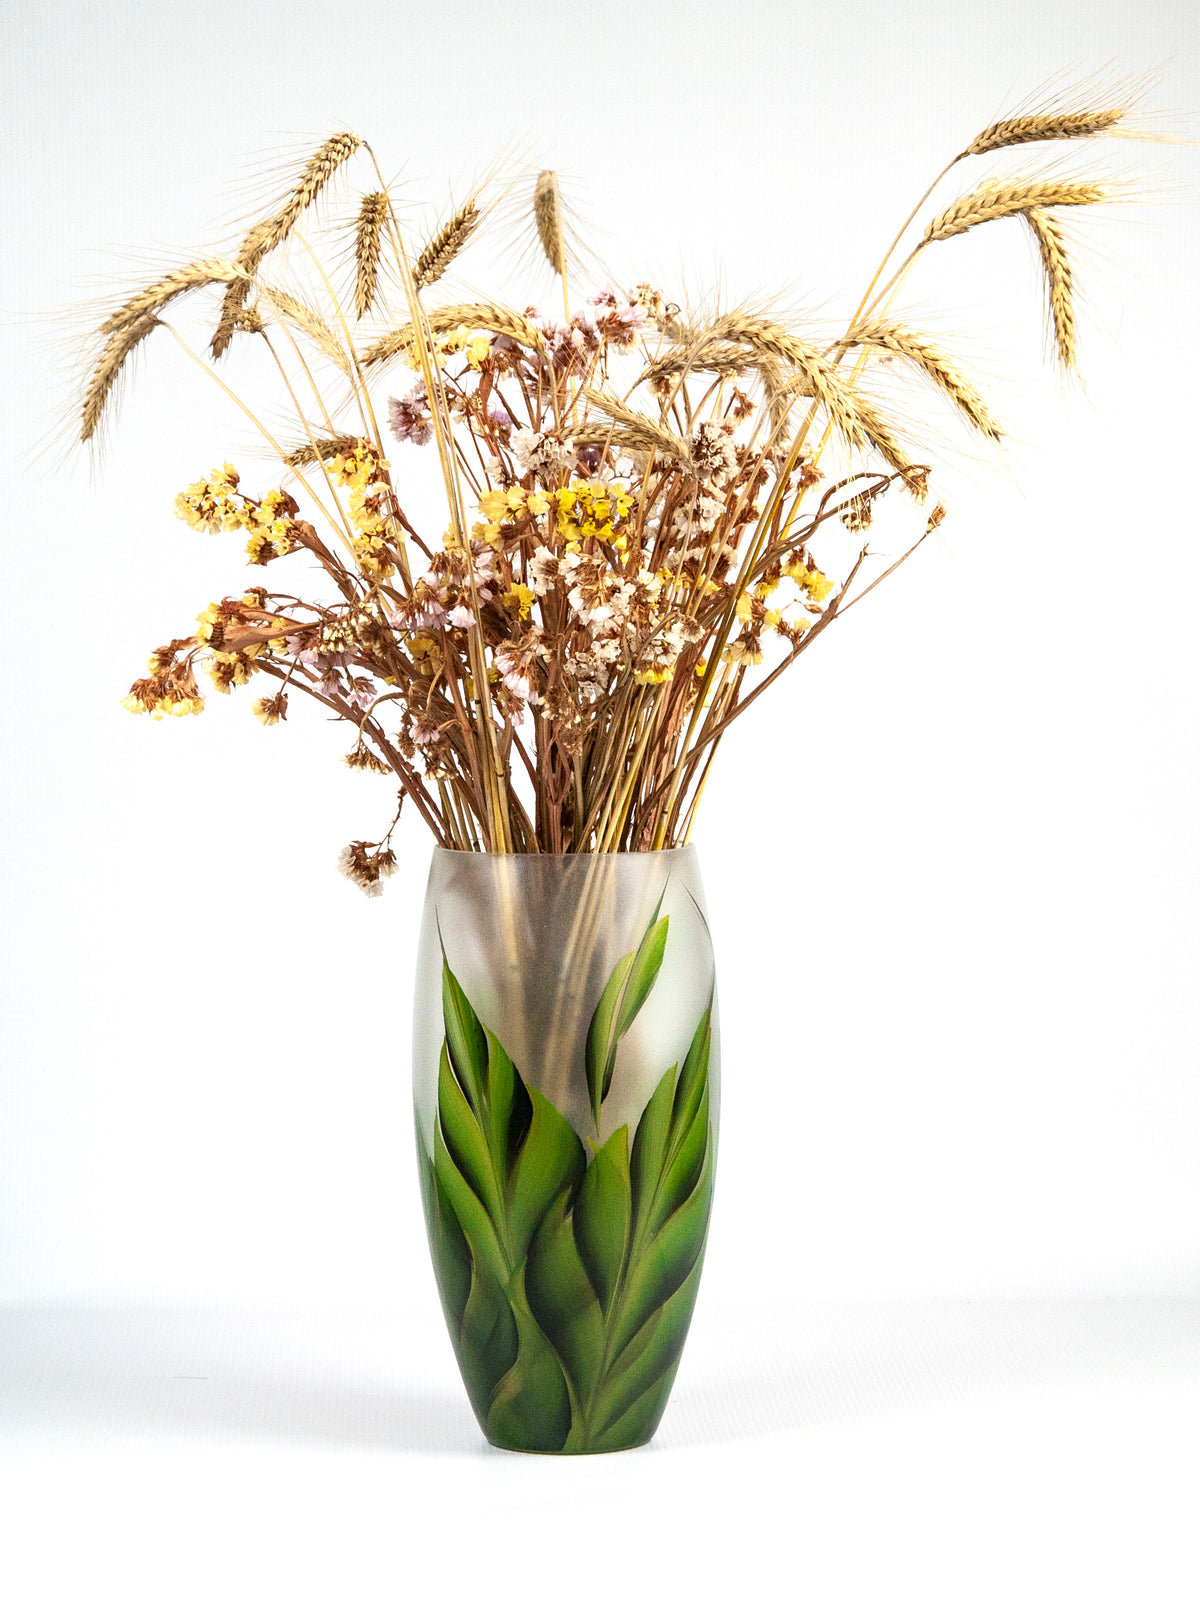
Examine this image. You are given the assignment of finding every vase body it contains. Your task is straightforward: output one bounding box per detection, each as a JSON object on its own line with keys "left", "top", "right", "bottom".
{"left": 413, "top": 846, "right": 718, "bottom": 1454}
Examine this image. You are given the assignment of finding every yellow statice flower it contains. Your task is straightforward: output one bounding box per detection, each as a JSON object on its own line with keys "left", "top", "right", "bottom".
{"left": 784, "top": 556, "right": 834, "bottom": 605}
{"left": 205, "top": 652, "right": 258, "bottom": 694}
{"left": 501, "top": 582, "right": 536, "bottom": 620}
{"left": 465, "top": 333, "right": 491, "bottom": 369}
{"left": 352, "top": 534, "right": 396, "bottom": 579}
{"left": 553, "top": 480, "right": 634, "bottom": 544}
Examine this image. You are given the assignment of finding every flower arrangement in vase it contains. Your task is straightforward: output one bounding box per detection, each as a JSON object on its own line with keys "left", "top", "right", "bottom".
{"left": 76, "top": 80, "right": 1156, "bottom": 1451}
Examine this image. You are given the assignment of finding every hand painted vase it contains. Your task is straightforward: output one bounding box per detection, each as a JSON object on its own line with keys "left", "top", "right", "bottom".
{"left": 413, "top": 846, "right": 719, "bottom": 1454}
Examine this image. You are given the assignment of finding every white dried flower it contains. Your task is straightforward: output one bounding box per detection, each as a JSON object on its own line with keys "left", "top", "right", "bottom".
{"left": 511, "top": 427, "right": 573, "bottom": 482}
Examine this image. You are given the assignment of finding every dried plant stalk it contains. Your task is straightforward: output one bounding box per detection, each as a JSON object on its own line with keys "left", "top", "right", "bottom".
{"left": 81, "top": 313, "right": 160, "bottom": 442}
{"left": 534, "top": 171, "right": 567, "bottom": 277}
{"left": 924, "top": 180, "right": 1106, "bottom": 244}
{"left": 414, "top": 197, "right": 481, "bottom": 290}
{"left": 962, "top": 108, "right": 1126, "bottom": 157}
{"left": 353, "top": 193, "right": 388, "bottom": 319}
{"left": 100, "top": 260, "right": 244, "bottom": 335}
{"left": 843, "top": 319, "right": 1003, "bottom": 439}
{"left": 361, "top": 302, "right": 544, "bottom": 368}
{"left": 1023, "top": 207, "right": 1078, "bottom": 371}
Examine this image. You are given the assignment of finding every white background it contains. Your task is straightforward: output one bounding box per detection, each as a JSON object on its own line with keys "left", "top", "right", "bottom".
{"left": 1, "top": 1, "right": 1198, "bottom": 1595}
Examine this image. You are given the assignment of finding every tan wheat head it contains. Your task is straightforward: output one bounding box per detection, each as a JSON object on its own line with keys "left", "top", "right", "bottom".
{"left": 353, "top": 193, "right": 388, "bottom": 319}
{"left": 579, "top": 390, "right": 695, "bottom": 471}
{"left": 534, "top": 171, "right": 567, "bottom": 277}
{"left": 843, "top": 319, "right": 1003, "bottom": 440}
{"left": 924, "top": 179, "right": 1106, "bottom": 244}
{"left": 99, "top": 260, "right": 245, "bottom": 336}
{"left": 361, "top": 302, "right": 545, "bottom": 369}
{"left": 414, "top": 198, "right": 482, "bottom": 290}
{"left": 211, "top": 133, "right": 363, "bottom": 360}
{"left": 1023, "top": 207, "right": 1078, "bottom": 371}
{"left": 81, "top": 313, "right": 160, "bottom": 442}
{"left": 962, "top": 108, "right": 1126, "bottom": 158}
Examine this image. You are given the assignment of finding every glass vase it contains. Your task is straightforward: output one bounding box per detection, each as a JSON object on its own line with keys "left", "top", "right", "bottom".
{"left": 413, "top": 845, "right": 719, "bottom": 1454}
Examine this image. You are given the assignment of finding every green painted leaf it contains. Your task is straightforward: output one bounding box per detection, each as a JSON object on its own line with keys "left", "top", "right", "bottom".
{"left": 589, "top": 1251, "right": 706, "bottom": 1445}
{"left": 525, "top": 1190, "right": 604, "bottom": 1406}
{"left": 436, "top": 1042, "right": 505, "bottom": 1224}
{"left": 629, "top": 1064, "right": 677, "bottom": 1224}
{"left": 484, "top": 1266, "right": 574, "bottom": 1452}
{"left": 583, "top": 902, "right": 670, "bottom": 1127}
{"left": 420, "top": 1149, "right": 472, "bottom": 1333}
{"left": 650, "top": 1081, "right": 710, "bottom": 1235}
{"left": 458, "top": 1257, "right": 518, "bottom": 1424}
{"left": 614, "top": 915, "right": 670, "bottom": 1048}
{"left": 673, "top": 1007, "right": 712, "bottom": 1138}
{"left": 442, "top": 962, "right": 490, "bottom": 1114}
{"left": 573, "top": 1125, "right": 633, "bottom": 1312}
{"left": 507, "top": 1087, "right": 586, "bottom": 1263}
{"left": 485, "top": 1029, "right": 532, "bottom": 1171}
{"left": 583, "top": 950, "right": 633, "bottom": 1128}
{"left": 432, "top": 1114, "right": 508, "bottom": 1285}
{"left": 610, "top": 1131, "right": 713, "bottom": 1360}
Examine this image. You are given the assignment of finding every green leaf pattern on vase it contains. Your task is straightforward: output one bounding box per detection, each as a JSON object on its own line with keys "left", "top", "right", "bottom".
{"left": 418, "top": 916, "right": 715, "bottom": 1454}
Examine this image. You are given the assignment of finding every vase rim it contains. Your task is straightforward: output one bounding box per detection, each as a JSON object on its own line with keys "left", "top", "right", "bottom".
{"left": 431, "top": 843, "right": 697, "bottom": 859}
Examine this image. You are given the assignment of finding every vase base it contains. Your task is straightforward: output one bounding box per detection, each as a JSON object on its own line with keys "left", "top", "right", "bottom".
{"left": 485, "top": 1436, "right": 655, "bottom": 1457}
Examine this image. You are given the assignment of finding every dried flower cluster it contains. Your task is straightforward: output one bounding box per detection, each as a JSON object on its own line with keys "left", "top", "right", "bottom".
{"left": 79, "top": 86, "right": 1147, "bottom": 878}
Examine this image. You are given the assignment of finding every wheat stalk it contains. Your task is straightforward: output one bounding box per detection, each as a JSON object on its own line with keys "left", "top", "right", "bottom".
{"left": 361, "top": 302, "right": 544, "bottom": 369}
{"left": 924, "top": 179, "right": 1106, "bottom": 244}
{"left": 212, "top": 133, "right": 363, "bottom": 359}
{"left": 1023, "top": 207, "right": 1078, "bottom": 371}
{"left": 414, "top": 197, "right": 482, "bottom": 290}
{"left": 842, "top": 318, "right": 1003, "bottom": 439}
{"left": 353, "top": 193, "right": 388, "bottom": 319}
{"left": 99, "top": 260, "right": 245, "bottom": 335}
{"left": 81, "top": 313, "right": 160, "bottom": 442}
{"left": 962, "top": 108, "right": 1126, "bottom": 158}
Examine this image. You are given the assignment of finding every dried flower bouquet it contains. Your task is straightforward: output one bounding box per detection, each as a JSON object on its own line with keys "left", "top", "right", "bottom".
{"left": 77, "top": 86, "right": 1153, "bottom": 881}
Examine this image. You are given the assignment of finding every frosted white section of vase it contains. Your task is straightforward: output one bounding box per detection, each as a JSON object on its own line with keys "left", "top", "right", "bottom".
{"left": 412, "top": 846, "right": 719, "bottom": 1147}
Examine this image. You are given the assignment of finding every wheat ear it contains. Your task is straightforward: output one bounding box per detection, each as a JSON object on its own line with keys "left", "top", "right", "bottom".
{"left": 843, "top": 319, "right": 1003, "bottom": 439}
{"left": 100, "top": 260, "right": 245, "bottom": 335}
{"left": 212, "top": 132, "right": 363, "bottom": 359}
{"left": 705, "top": 312, "right": 908, "bottom": 469}
{"left": 361, "top": 302, "right": 544, "bottom": 369}
{"left": 924, "top": 179, "right": 1106, "bottom": 244}
{"left": 414, "top": 197, "right": 482, "bottom": 290}
{"left": 578, "top": 390, "right": 694, "bottom": 470}
{"left": 1023, "top": 208, "right": 1078, "bottom": 372}
{"left": 81, "top": 313, "right": 160, "bottom": 442}
{"left": 353, "top": 193, "right": 388, "bottom": 319}
{"left": 962, "top": 108, "right": 1126, "bottom": 158}
{"left": 285, "top": 433, "right": 360, "bottom": 468}
{"left": 257, "top": 285, "right": 352, "bottom": 373}
{"left": 533, "top": 171, "right": 567, "bottom": 277}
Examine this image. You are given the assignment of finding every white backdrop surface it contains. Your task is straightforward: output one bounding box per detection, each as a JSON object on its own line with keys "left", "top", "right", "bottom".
{"left": 1, "top": 0, "right": 1198, "bottom": 1595}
